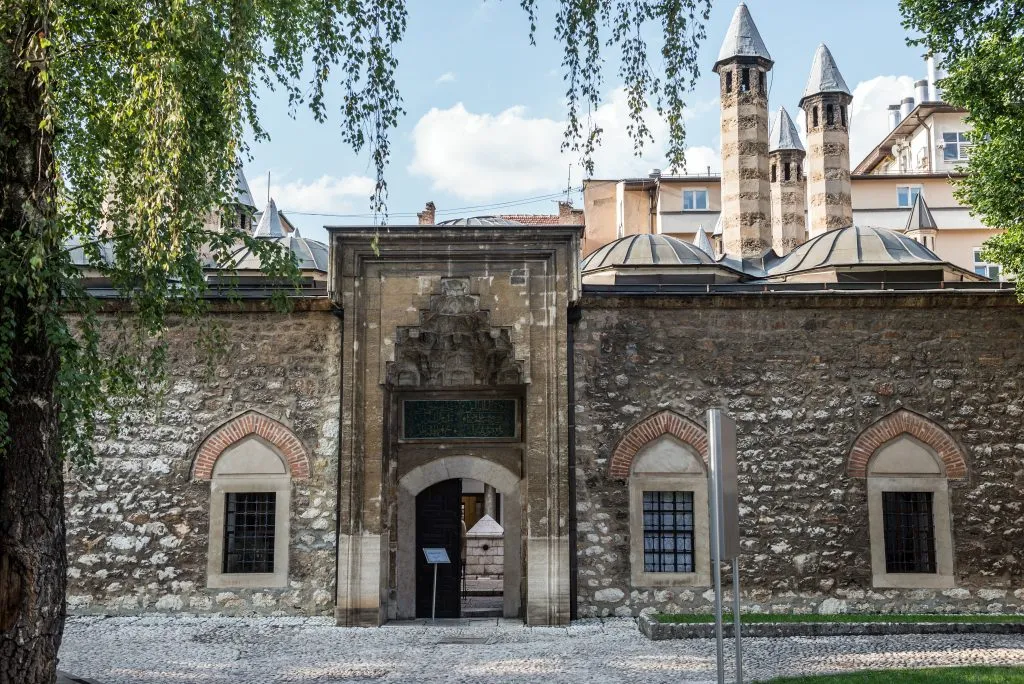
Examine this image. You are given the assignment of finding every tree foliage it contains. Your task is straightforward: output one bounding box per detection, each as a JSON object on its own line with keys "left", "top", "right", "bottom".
{"left": 901, "top": 0, "right": 1024, "bottom": 298}
{"left": 2, "top": 0, "right": 713, "bottom": 679}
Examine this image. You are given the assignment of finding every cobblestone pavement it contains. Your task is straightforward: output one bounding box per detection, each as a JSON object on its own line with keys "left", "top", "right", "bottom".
{"left": 59, "top": 616, "right": 1024, "bottom": 683}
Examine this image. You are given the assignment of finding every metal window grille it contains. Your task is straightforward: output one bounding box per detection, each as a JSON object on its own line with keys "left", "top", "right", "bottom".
{"left": 224, "top": 492, "right": 276, "bottom": 574}
{"left": 882, "top": 491, "right": 936, "bottom": 573}
{"left": 642, "top": 491, "right": 695, "bottom": 573}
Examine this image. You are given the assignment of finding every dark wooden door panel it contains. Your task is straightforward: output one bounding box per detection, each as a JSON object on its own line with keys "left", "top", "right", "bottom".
{"left": 415, "top": 479, "right": 462, "bottom": 618}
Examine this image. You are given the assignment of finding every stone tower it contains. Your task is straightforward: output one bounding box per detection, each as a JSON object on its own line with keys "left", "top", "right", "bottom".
{"left": 714, "top": 3, "right": 773, "bottom": 258}
{"left": 769, "top": 107, "right": 807, "bottom": 255}
{"left": 800, "top": 43, "right": 853, "bottom": 237}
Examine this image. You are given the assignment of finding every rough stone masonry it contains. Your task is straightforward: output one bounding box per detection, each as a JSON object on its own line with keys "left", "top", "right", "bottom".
{"left": 573, "top": 291, "right": 1024, "bottom": 618}
{"left": 64, "top": 302, "right": 341, "bottom": 616}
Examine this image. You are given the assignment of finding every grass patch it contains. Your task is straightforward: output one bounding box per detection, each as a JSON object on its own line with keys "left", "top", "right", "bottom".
{"left": 654, "top": 613, "right": 1024, "bottom": 625}
{"left": 763, "top": 666, "right": 1024, "bottom": 683}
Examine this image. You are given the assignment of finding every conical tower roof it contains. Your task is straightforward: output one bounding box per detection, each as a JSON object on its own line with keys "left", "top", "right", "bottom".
{"left": 769, "top": 107, "right": 805, "bottom": 153}
{"left": 693, "top": 225, "right": 715, "bottom": 256}
{"left": 233, "top": 163, "right": 257, "bottom": 210}
{"left": 905, "top": 193, "right": 937, "bottom": 231}
{"left": 253, "top": 198, "right": 285, "bottom": 237}
{"left": 800, "top": 43, "right": 851, "bottom": 105}
{"left": 714, "top": 3, "right": 772, "bottom": 72}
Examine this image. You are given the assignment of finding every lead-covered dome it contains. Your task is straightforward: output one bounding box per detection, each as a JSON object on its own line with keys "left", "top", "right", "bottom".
{"left": 582, "top": 234, "right": 717, "bottom": 271}
{"left": 436, "top": 216, "right": 524, "bottom": 227}
{"left": 225, "top": 234, "right": 328, "bottom": 273}
{"left": 767, "top": 224, "right": 942, "bottom": 278}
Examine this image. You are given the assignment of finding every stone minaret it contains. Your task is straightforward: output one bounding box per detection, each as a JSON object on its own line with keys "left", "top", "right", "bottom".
{"left": 769, "top": 107, "right": 807, "bottom": 255}
{"left": 800, "top": 43, "right": 853, "bottom": 237}
{"left": 714, "top": 3, "right": 773, "bottom": 258}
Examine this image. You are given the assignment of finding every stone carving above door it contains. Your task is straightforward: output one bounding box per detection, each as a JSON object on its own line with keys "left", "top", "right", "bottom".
{"left": 388, "top": 278, "right": 524, "bottom": 387}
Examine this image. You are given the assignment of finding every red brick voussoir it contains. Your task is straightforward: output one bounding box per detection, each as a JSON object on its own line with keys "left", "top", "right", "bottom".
{"left": 191, "top": 410, "right": 311, "bottom": 480}
{"left": 847, "top": 408, "right": 968, "bottom": 479}
{"left": 609, "top": 410, "right": 709, "bottom": 479}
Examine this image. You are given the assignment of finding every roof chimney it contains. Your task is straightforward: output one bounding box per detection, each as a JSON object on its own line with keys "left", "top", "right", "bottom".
{"left": 648, "top": 168, "right": 662, "bottom": 179}
{"left": 888, "top": 104, "right": 902, "bottom": 131}
{"left": 900, "top": 96, "right": 915, "bottom": 121}
{"left": 915, "top": 79, "right": 929, "bottom": 104}
{"left": 417, "top": 201, "right": 436, "bottom": 226}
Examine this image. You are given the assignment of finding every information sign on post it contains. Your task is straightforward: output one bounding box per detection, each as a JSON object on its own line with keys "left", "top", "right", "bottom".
{"left": 707, "top": 408, "right": 742, "bottom": 684}
{"left": 422, "top": 547, "right": 451, "bottom": 621}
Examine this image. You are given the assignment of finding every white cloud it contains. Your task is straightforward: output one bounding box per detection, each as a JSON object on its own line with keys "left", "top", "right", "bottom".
{"left": 435, "top": 72, "right": 456, "bottom": 85}
{"left": 408, "top": 88, "right": 721, "bottom": 200}
{"left": 849, "top": 75, "right": 915, "bottom": 167}
{"left": 247, "top": 172, "right": 376, "bottom": 214}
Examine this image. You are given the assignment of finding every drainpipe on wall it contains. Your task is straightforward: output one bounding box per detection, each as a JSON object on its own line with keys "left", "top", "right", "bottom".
{"left": 567, "top": 304, "right": 581, "bottom": 621}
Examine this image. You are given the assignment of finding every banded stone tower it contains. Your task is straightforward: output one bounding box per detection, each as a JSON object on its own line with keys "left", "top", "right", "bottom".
{"left": 769, "top": 107, "right": 807, "bottom": 255}
{"left": 714, "top": 3, "right": 773, "bottom": 258}
{"left": 800, "top": 43, "right": 853, "bottom": 237}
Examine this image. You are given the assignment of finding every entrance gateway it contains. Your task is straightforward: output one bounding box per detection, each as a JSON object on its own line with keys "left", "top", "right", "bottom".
{"left": 330, "top": 223, "right": 580, "bottom": 626}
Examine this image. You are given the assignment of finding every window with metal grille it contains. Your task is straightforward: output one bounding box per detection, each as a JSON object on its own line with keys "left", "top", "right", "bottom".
{"left": 224, "top": 492, "right": 276, "bottom": 573}
{"left": 642, "top": 491, "right": 695, "bottom": 573}
{"left": 882, "top": 491, "right": 936, "bottom": 573}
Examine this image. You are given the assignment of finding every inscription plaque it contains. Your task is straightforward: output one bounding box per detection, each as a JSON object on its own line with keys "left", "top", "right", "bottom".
{"left": 403, "top": 399, "right": 517, "bottom": 440}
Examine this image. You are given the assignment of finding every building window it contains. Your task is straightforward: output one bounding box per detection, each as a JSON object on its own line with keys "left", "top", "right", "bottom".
{"left": 725, "top": 71, "right": 732, "bottom": 94}
{"left": 882, "top": 492, "right": 936, "bottom": 573}
{"left": 683, "top": 189, "right": 708, "bottom": 211}
{"left": 741, "top": 68, "right": 750, "bottom": 92}
{"left": 205, "top": 435, "right": 293, "bottom": 588}
{"left": 783, "top": 163, "right": 791, "bottom": 182}
{"left": 840, "top": 105, "right": 847, "bottom": 127}
{"left": 973, "top": 248, "right": 1003, "bottom": 280}
{"left": 642, "top": 491, "right": 695, "bottom": 573}
{"left": 796, "top": 164, "right": 802, "bottom": 181}
{"left": 758, "top": 69, "right": 766, "bottom": 96}
{"left": 224, "top": 492, "right": 277, "bottom": 574}
{"left": 897, "top": 186, "right": 921, "bottom": 208}
{"left": 625, "top": 422, "right": 711, "bottom": 589}
{"left": 771, "top": 164, "right": 777, "bottom": 183}
{"left": 942, "top": 131, "right": 971, "bottom": 161}
{"left": 826, "top": 104, "right": 835, "bottom": 126}
{"left": 812, "top": 106, "right": 819, "bottom": 128}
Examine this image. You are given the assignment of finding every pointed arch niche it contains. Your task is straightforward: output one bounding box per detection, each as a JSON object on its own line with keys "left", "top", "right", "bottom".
{"left": 192, "top": 411, "right": 310, "bottom": 589}
{"left": 848, "top": 409, "right": 966, "bottom": 590}
{"left": 612, "top": 410, "right": 712, "bottom": 589}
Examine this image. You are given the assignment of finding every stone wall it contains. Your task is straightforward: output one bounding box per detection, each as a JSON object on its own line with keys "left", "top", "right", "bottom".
{"left": 64, "top": 301, "right": 341, "bottom": 616}
{"left": 573, "top": 292, "right": 1024, "bottom": 618}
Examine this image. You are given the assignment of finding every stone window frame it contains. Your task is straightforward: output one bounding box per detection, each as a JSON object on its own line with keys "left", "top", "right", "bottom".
{"left": 848, "top": 409, "right": 968, "bottom": 590}
{"left": 191, "top": 411, "right": 311, "bottom": 589}
{"left": 611, "top": 410, "right": 712, "bottom": 589}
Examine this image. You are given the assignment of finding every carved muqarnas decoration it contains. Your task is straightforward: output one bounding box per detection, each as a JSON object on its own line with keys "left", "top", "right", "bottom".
{"left": 388, "top": 278, "right": 524, "bottom": 387}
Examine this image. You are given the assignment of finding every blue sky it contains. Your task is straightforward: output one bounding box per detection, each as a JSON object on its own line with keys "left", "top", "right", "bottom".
{"left": 244, "top": 0, "right": 928, "bottom": 241}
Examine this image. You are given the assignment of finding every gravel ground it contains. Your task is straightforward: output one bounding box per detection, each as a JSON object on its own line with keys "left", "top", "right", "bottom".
{"left": 59, "top": 615, "right": 1024, "bottom": 683}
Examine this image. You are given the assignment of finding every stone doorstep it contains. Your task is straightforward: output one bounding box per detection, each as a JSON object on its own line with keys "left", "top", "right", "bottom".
{"left": 637, "top": 613, "right": 1024, "bottom": 640}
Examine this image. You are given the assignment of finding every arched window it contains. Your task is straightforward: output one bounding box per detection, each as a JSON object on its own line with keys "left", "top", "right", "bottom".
{"left": 826, "top": 104, "right": 835, "bottom": 126}
{"left": 849, "top": 409, "right": 965, "bottom": 590}
{"left": 741, "top": 68, "right": 750, "bottom": 93}
{"left": 725, "top": 71, "right": 733, "bottom": 94}
{"left": 611, "top": 410, "right": 711, "bottom": 588}
{"left": 758, "top": 69, "right": 766, "bottom": 96}
{"left": 784, "top": 162, "right": 791, "bottom": 182}
{"left": 840, "top": 105, "right": 847, "bottom": 127}
{"left": 771, "top": 163, "right": 777, "bottom": 183}
{"left": 812, "top": 106, "right": 819, "bottom": 128}
{"left": 193, "top": 411, "right": 311, "bottom": 589}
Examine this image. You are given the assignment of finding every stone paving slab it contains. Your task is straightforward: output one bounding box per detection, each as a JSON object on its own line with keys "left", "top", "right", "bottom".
{"left": 58, "top": 615, "right": 1024, "bottom": 683}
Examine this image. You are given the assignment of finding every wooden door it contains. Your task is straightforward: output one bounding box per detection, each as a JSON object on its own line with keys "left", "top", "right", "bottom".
{"left": 415, "top": 479, "right": 462, "bottom": 618}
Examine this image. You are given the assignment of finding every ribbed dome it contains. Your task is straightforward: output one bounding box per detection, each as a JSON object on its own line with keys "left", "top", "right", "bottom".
{"left": 768, "top": 225, "right": 941, "bottom": 277}
{"left": 582, "top": 234, "right": 716, "bottom": 271}
{"left": 226, "top": 235, "right": 328, "bottom": 273}
{"left": 436, "top": 216, "right": 524, "bottom": 227}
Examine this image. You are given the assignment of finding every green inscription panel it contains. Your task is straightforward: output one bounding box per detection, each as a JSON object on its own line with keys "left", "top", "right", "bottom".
{"left": 403, "top": 399, "right": 517, "bottom": 440}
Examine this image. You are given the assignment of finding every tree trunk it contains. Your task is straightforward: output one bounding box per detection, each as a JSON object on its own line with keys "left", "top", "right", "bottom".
{"left": 0, "top": 9, "right": 66, "bottom": 684}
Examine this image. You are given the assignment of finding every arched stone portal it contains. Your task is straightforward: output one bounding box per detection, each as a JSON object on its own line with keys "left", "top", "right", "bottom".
{"left": 395, "top": 456, "right": 522, "bottom": 619}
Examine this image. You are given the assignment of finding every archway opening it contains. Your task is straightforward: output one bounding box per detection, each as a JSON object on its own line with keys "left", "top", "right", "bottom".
{"left": 396, "top": 457, "right": 522, "bottom": 621}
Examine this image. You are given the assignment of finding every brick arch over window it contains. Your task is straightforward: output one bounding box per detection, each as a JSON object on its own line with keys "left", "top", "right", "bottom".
{"left": 609, "top": 410, "right": 708, "bottom": 479}
{"left": 848, "top": 408, "right": 967, "bottom": 479}
{"left": 192, "top": 411, "right": 310, "bottom": 480}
